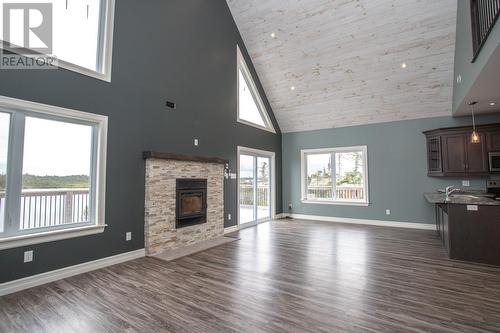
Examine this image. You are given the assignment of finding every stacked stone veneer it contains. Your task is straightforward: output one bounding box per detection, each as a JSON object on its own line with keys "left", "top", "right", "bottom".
{"left": 144, "top": 158, "right": 224, "bottom": 255}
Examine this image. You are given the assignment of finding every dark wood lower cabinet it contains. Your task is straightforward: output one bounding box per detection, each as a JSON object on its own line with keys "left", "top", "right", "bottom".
{"left": 436, "top": 203, "right": 500, "bottom": 266}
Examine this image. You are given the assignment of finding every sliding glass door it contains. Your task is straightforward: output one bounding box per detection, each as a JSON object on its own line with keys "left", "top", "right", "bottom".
{"left": 238, "top": 148, "right": 273, "bottom": 225}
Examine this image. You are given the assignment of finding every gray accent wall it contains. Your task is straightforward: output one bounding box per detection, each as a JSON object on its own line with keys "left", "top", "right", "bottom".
{"left": 0, "top": 0, "right": 282, "bottom": 283}
{"left": 453, "top": 0, "right": 500, "bottom": 113}
{"left": 283, "top": 115, "right": 500, "bottom": 225}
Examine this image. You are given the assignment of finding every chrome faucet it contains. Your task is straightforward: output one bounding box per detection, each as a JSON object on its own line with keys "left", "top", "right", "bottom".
{"left": 445, "top": 186, "right": 460, "bottom": 201}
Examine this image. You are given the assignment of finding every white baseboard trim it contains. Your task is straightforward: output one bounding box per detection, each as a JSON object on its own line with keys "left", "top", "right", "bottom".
{"left": 0, "top": 248, "right": 145, "bottom": 296}
{"left": 274, "top": 213, "right": 287, "bottom": 219}
{"left": 287, "top": 214, "right": 435, "bottom": 230}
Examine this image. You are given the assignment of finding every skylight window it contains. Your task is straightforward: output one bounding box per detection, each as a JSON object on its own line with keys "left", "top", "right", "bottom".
{"left": 237, "top": 46, "right": 275, "bottom": 133}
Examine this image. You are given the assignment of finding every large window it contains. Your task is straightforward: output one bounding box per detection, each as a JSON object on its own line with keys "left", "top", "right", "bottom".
{"left": 0, "top": 0, "right": 115, "bottom": 81}
{"left": 301, "top": 146, "right": 369, "bottom": 205}
{"left": 0, "top": 96, "right": 107, "bottom": 250}
{"left": 236, "top": 45, "right": 275, "bottom": 133}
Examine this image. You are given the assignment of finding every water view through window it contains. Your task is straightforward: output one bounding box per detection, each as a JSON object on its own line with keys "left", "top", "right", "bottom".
{"left": 20, "top": 117, "right": 93, "bottom": 230}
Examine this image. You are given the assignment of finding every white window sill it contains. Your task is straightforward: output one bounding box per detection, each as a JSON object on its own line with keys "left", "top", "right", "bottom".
{"left": 301, "top": 200, "right": 370, "bottom": 207}
{"left": 237, "top": 119, "right": 277, "bottom": 134}
{"left": 0, "top": 224, "right": 107, "bottom": 250}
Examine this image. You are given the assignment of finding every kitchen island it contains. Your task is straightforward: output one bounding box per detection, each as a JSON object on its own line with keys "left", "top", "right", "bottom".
{"left": 424, "top": 192, "right": 500, "bottom": 266}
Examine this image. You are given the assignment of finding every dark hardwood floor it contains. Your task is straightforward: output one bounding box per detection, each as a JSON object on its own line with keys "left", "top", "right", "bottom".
{"left": 2, "top": 219, "right": 500, "bottom": 333}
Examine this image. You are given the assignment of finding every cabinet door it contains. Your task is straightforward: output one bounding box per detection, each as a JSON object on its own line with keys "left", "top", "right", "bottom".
{"left": 442, "top": 134, "right": 466, "bottom": 174}
{"left": 487, "top": 130, "right": 500, "bottom": 152}
{"left": 465, "top": 133, "right": 488, "bottom": 174}
{"left": 426, "top": 137, "right": 442, "bottom": 174}
{"left": 442, "top": 209, "right": 450, "bottom": 254}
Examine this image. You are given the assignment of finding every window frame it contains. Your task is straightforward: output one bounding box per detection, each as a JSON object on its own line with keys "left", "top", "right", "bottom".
{"left": 236, "top": 45, "right": 276, "bottom": 133}
{"left": 0, "top": 0, "right": 115, "bottom": 82}
{"left": 301, "top": 146, "right": 370, "bottom": 206}
{"left": 0, "top": 95, "right": 107, "bottom": 250}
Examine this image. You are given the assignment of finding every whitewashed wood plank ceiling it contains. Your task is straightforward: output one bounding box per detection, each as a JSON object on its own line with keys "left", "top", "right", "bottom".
{"left": 227, "top": 0, "right": 457, "bottom": 132}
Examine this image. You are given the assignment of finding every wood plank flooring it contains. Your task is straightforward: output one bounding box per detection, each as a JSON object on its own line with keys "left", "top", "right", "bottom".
{"left": 2, "top": 219, "right": 500, "bottom": 333}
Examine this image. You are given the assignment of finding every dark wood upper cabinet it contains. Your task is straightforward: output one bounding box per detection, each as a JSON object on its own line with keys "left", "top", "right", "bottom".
{"left": 487, "top": 130, "right": 500, "bottom": 151}
{"left": 424, "top": 124, "right": 500, "bottom": 177}
{"left": 465, "top": 133, "right": 488, "bottom": 173}
{"left": 442, "top": 134, "right": 467, "bottom": 174}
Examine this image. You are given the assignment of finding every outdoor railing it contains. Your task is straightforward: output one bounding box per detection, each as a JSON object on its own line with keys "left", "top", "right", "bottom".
{"left": 307, "top": 186, "right": 364, "bottom": 201}
{"left": 0, "top": 188, "right": 89, "bottom": 230}
{"left": 238, "top": 184, "right": 365, "bottom": 205}
{"left": 239, "top": 185, "right": 270, "bottom": 207}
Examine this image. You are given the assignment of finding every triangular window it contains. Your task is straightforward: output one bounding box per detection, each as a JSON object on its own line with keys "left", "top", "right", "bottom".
{"left": 237, "top": 46, "right": 275, "bottom": 133}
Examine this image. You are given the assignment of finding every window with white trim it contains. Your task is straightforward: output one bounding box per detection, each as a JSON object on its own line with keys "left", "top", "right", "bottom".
{"left": 0, "top": 0, "right": 115, "bottom": 81}
{"left": 0, "top": 96, "right": 107, "bottom": 250}
{"left": 237, "top": 45, "right": 275, "bottom": 133}
{"left": 301, "top": 146, "right": 369, "bottom": 205}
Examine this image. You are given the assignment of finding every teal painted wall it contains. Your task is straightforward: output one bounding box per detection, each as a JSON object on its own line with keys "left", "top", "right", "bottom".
{"left": 453, "top": 0, "right": 500, "bottom": 112}
{"left": 282, "top": 115, "right": 500, "bottom": 225}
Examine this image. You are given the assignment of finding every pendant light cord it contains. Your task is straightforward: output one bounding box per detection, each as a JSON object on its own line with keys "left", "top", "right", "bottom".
{"left": 471, "top": 102, "right": 477, "bottom": 130}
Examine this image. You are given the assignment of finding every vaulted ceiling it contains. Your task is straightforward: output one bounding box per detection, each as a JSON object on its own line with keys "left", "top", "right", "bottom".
{"left": 227, "top": 0, "right": 458, "bottom": 133}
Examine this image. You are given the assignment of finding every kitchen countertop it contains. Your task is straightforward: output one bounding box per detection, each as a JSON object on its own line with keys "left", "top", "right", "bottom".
{"left": 424, "top": 192, "right": 500, "bottom": 206}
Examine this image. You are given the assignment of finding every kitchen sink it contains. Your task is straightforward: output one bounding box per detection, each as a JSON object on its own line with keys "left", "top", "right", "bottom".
{"left": 449, "top": 194, "right": 479, "bottom": 199}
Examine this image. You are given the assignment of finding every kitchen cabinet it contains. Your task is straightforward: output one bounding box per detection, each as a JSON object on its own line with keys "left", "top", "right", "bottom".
{"left": 487, "top": 130, "right": 500, "bottom": 151}
{"left": 424, "top": 124, "right": 498, "bottom": 177}
{"left": 434, "top": 203, "right": 500, "bottom": 266}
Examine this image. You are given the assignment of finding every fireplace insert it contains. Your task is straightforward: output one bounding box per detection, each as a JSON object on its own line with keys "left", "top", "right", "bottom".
{"left": 176, "top": 179, "right": 207, "bottom": 229}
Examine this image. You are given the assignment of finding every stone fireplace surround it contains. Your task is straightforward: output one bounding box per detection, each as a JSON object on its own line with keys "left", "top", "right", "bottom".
{"left": 143, "top": 151, "right": 227, "bottom": 256}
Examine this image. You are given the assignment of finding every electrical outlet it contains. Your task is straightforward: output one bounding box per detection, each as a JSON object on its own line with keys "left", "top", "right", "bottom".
{"left": 386, "top": 209, "right": 391, "bottom": 215}
{"left": 288, "top": 203, "right": 293, "bottom": 210}
{"left": 462, "top": 180, "right": 470, "bottom": 187}
{"left": 126, "top": 232, "right": 132, "bottom": 241}
{"left": 228, "top": 213, "right": 231, "bottom": 220}
{"left": 194, "top": 139, "right": 199, "bottom": 146}
{"left": 24, "top": 250, "right": 33, "bottom": 263}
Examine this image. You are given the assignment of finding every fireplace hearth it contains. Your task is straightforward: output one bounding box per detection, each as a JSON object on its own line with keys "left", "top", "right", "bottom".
{"left": 176, "top": 179, "right": 207, "bottom": 229}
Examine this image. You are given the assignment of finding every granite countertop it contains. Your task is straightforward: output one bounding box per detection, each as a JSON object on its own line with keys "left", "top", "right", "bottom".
{"left": 424, "top": 192, "right": 500, "bottom": 206}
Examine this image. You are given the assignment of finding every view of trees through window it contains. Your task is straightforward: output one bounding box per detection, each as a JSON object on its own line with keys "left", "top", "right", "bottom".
{"left": 306, "top": 150, "right": 365, "bottom": 201}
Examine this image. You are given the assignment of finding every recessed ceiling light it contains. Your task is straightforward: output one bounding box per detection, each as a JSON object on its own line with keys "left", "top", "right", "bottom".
{"left": 401, "top": 63, "right": 407, "bottom": 69}
{"left": 490, "top": 102, "right": 497, "bottom": 106}
{"left": 290, "top": 86, "right": 296, "bottom": 91}
{"left": 270, "top": 32, "right": 276, "bottom": 39}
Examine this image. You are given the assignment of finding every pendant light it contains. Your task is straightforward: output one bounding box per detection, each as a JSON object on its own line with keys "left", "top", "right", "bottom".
{"left": 469, "top": 101, "right": 480, "bottom": 144}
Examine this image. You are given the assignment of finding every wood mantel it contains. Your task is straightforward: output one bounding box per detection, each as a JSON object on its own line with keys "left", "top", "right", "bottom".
{"left": 143, "top": 151, "right": 229, "bottom": 165}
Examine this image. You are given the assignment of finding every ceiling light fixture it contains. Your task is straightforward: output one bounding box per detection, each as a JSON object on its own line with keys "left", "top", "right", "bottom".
{"left": 270, "top": 32, "right": 276, "bottom": 39}
{"left": 401, "top": 63, "right": 407, "bottom": 69}
{"left": 490, "top": 102, "right": 497, "bottom": 106}
{"left": 469, "top": 101, "right": 480, "bottom": 144}
{"left": 290, "top": 86, "right": 296, "bottom": 91}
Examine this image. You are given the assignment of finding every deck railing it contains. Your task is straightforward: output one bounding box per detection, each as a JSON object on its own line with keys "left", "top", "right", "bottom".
{"left": 307, "top": 186, "right": 364, "bottom": 201}
{"left": 471, "top": 0, "right": 500, "bottom": 60}
{"left": 238, "top": 185, "right": 365, "bottom": 206}
{"left": 0, "top": 189, "right": 89, "bottom": 230}
{"left": 239, "top": 185, "right": 269, "bottom": 207}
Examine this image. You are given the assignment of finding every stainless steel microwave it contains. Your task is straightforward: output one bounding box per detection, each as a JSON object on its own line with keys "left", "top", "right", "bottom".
{"left": 489, "top": 152, "right": 500, "bottom": 172}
